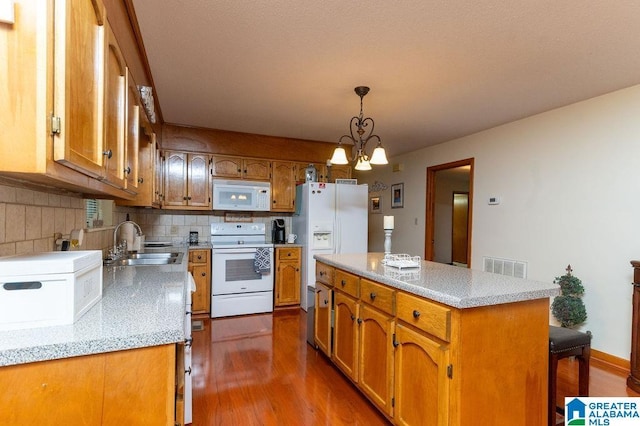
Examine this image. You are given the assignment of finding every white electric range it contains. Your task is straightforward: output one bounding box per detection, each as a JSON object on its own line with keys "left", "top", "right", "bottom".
{"left": 210, "top": 223, "right": 274, "bottom": 318}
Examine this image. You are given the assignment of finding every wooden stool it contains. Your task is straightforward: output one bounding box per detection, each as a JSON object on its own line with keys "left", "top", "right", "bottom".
{"left": 548, "top": 325, "right": 592, "bottom": 426}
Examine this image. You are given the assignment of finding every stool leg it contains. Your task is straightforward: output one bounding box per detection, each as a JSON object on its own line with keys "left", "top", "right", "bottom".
{"left": 549, "top": 353, "right": 559, "bottom": 426}
{"left": 578, "top": 345, "right": 591, "bottom": 396}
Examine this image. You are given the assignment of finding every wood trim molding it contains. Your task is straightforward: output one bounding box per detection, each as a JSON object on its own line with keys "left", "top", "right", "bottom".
{"left": 161, "top": 123, "right": 338, "bottom": 162}
{"left": 591, "top": 348, "right": 630, "bottom": 374}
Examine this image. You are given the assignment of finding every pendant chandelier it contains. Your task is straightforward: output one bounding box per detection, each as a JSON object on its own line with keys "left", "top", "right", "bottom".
{"left": 330, "top": 86, "right": 388, "bottom": 171}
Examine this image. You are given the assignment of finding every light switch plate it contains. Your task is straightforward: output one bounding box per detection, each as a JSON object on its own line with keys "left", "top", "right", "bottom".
{"left": 0, "top": 0, "right": 15, "bottom": 25}
{"left": 488, "top": 196, "right": 501, "bottom": 205}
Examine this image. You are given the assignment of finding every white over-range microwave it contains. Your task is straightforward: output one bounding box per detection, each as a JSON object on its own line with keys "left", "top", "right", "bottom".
{"left": 212, "top": 179, "right": 271, "bottom": 211}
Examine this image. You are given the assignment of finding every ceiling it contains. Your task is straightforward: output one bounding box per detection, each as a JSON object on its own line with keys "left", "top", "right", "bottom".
{"left": 131, "top": 0, "right": 640, "bottom": 157}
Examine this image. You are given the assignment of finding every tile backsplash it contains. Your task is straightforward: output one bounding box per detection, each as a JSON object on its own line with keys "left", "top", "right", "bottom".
{"left": 0, "top": 182, "right": 292, "bottom": 257}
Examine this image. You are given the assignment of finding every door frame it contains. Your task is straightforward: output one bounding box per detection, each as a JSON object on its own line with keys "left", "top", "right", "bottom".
{"left": 425, "top": 158, "right": 474, "bottom": 266}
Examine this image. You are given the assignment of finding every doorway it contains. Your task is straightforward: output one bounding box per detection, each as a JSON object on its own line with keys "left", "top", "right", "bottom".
{"left": 425, "top": 159, "right": 474, "bottom": 267}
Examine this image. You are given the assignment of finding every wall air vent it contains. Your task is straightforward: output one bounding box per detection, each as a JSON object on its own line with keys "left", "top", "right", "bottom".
{"left": 483, "top": 256, "right": 527, "bottom": 279}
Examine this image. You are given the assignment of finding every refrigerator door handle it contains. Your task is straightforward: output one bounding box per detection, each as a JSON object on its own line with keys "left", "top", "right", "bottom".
{"left": 335, "top": 219, "right": 340, "bottom": 253}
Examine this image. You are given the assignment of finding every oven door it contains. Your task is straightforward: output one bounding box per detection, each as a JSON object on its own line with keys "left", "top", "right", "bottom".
{"left": 211, "top": 247, "right": 273, "bottom": 295}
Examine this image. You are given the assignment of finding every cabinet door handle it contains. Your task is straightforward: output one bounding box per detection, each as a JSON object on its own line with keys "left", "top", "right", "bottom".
{"left": 197, "top": 255, "right": 202, "bottom": 260}
{"left": 324, "top": 299, "right": 328, "bottom": 305}
{"left": 185, "top": 337, "right": 193, "bottom": 347}
{"left": 369, "top": 292, "right": 376, "bottom": 300}
{"left": 341, "top": 279, "right": 346, "bottom": 287}
{"left": 138, "top": 177, "right": 144, "bottom": 183}
{"left": 185, "top": 366, "right": 192, "bottom": 375}
{"left": 103, "top": 149, "right": 112, "bottom": 159}
{"left": 287, "top": 253, "right": 291, "bottom": 256}
{"left": 124, "top": 166, "right": 131, "bottom": 174}
{"left": 350, "top": 314, "right": 355, "bottom": 321}
{"left": 413, "top": 310, "right": 421, "bottom": 318}
{"left": 201, "top": 272, "right": 206, "bottom": 277}
{"left": 393, "top": 338, "right": 399, "bottom": 348}
{"left": 357, "top": 318, "right": 362, "bottom": 324}
{"left": 296, "top": 268, "right": 299, "bottom": 272}
{"left": 319, "top": 271, "right": 325, "bottom": 277}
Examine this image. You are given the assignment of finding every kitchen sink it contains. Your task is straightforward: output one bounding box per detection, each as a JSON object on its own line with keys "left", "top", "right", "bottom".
{"left": 104, "top": 252, "right": 183, "bottom": 266}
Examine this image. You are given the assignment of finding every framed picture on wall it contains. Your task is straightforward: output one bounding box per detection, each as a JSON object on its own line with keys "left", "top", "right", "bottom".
{"left": 391, "top": 183, "right": 404, "bottom": 208}
{"left": 370, "top": 196, "right": 382, "bottom": 214}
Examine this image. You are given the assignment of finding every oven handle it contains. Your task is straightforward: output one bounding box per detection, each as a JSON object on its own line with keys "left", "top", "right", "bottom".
{"left": 212, "top": 248, "right": 272, "bottom": 255}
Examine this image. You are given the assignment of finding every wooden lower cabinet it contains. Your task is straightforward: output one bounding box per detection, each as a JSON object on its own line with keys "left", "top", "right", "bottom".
{"left": 314, "top": 262, "right": 550, "bottom": 425}
{"left": 394, "top": 323, "right": 450, "bottom": 426}
{"left": 0, "top": 344, "right": 179, "bottom": 425}
{"left": 275, "top": 247, "right": 301, "bottom": 306}
{"left": 359, "top": 303, "right": 395, "bottom": 417}
{"left": 333, "top": 291, "right": 359, "bottom": 382}
{"left": 189, "top": 249, "right": 211, "bottom": 314}
{"left": 314, "top": 282, "right": 333, "bottom": 356}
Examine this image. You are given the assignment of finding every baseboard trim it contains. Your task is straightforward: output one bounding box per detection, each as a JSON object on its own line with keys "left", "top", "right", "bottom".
{"left": 591, "top": 349, "right": 630, "bottom": 374}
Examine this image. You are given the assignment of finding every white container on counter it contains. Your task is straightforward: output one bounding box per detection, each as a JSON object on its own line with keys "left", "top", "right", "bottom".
{"left": 0, "top": 250, "right": 103, "bottom": 331}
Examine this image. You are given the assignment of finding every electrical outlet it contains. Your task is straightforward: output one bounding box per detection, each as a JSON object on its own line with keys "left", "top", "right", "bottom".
{"left": 170, "top": 225, "right": 178, "bottom": 235}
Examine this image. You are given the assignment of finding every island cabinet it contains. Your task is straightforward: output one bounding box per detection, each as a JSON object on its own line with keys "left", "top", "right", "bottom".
{"left": 0, "top": 344, "right": 181, "bottom": 425}
{"left": 0, "top": 0, "right": 137, "bottom": 199}
{"left": 189, "top": 249, "right": 211, "bottom": 314}
{"left": 314, "top": 262, "right": 335, "bottom": 357}
{"left": 332, "top": 270, "right": 360, "bottom": 382}
{"left": 359, "top": 279, "right": 396, "bottom": 417}
{"left": 315, "top": 260, "right": 549, "bottom": 426}
{"left": 274, "top": 246, "right": 301, "bottom": 306}
{"left": 163, "top": 151, "right": 212, "bottom": 209}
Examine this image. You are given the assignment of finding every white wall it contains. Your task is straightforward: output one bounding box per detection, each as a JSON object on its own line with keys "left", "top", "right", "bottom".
{"left": 360, "top": 84, "right": 640, "bottom": 360}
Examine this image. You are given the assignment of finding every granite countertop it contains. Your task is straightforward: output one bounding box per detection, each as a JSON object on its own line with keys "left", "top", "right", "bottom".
{"left": 273, "top": 243, "right": 303, "bottom": 248}
{"left": 0, "top": 246, "right": 190, "bottom": 367}
{"left": 314, "top": 252, "right": 559, "bottom": 309}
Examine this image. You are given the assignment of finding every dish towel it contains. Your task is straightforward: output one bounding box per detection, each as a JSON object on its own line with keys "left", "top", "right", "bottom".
{"left": 254, "top": 248, "right": 271, "bottom": 274}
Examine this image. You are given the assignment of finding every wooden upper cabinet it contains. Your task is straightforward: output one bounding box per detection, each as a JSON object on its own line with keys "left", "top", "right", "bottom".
{"left": 102, "top": 22, "right": 126, "bottom": 189}
{"left": 163, "top": 151, "right": 188, "bottom": 207}
{"left": 52, "top": 0, "right": 107, "bottom": 178}
{"left": 328, "top": 164, "right": 352, "bottom": 182}
{"left": 163, "top": 151, "right": 211, "bottom": 209}
{"left": 124, "top": 70, "right": 140, "bottom": 193}
{"left": 212, "top": 155, "right": 242, "bottom": 178}
{"left": 116, "top": 109, "right": 157, "bottom": 207}
{"left": 295, "top": 162, "right": 327, "bottom": 183}
{"left": 187, "top": 153, "right": 211, "bottom": 207}
{"left": 243, "top": 158, "right": 271, "bottom": 180}
{"left": 0, "top": 0, "right": 137, "bottom": 199}
{"left": 212, "top": 155, "right": 270, "bottom": 180}
{"left": 271, "top": 161, "right": 295, "bottom": 212}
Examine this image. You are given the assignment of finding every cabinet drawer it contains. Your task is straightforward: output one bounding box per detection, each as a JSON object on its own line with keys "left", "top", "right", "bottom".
{"left": 189, "top": 250, "right": 209, "bottom": 264}
{"left": 278, "top": 247, "right": 300, "bottom": 261}
{"left": 360, "top": 279, "right": 395, "bottom": 315}
{"left": 335, "top": 270, "right": 359, "bottom": 298}
{"left": 316, "top": 262, "right": 334, "bottom": 286}
{"left": 396, "top": 292, "right": 451, "bottom": 342}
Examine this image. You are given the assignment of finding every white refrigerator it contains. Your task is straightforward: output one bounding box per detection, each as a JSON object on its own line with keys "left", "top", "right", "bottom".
{"left": 293, "top": 182, "right": 368, "bottom": 311}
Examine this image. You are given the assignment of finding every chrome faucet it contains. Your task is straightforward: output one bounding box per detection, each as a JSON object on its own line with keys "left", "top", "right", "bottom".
{"left": 112, "top": 220, "right": 143, "bottom": 257}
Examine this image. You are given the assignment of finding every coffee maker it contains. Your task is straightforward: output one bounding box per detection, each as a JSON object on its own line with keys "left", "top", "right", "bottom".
{"left": 272, "top": 219, "right": 286, "bottom": 244}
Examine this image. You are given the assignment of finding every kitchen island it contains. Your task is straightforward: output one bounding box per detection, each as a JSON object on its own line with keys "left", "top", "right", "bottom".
{"left": 313, "top": 252, "right": 559, "bottom": 426}
{"left": 0, "top": 246, "right": 191, "bottom": 425}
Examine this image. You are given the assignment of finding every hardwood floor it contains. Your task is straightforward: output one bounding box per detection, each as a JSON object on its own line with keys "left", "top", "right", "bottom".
{"left": 192, "top": 309, "right": 638, "bottom": 426}
{"left": 191, "top": 309, "right": 390, "bottom": 425}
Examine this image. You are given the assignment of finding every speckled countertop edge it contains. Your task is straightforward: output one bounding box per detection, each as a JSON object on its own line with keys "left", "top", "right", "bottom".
{"left": 314, "top": 252, "right": 559, "bottom": 309}
{"left": 0, "top": 246, "right": 190, "bottom": 367}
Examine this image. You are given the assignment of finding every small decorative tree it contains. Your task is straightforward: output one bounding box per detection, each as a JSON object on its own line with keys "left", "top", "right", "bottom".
{"left": 551, "top": 265, "right": 587, "bottom": 328}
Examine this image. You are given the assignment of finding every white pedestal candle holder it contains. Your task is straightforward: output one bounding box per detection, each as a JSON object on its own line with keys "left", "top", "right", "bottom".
{"left": 384, "top": 229, "right": 393, "bottom": 255}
